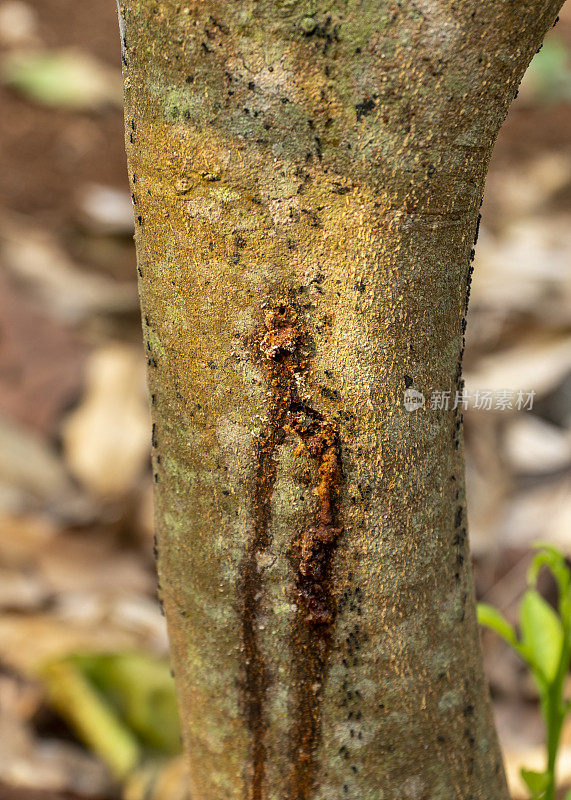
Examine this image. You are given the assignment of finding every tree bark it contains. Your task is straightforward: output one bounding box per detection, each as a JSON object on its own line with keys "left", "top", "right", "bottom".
{"left": 119, "top": 2, "right": 563, "bottom": 798}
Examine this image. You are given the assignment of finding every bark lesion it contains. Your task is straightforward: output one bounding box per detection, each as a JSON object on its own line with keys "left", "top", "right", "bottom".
{"left": 287, "top": 410, "right": 343, "bottom": 627}
{"left": 240, "top": 301, "right": 344, "bottom": 800}
{"left": 256, "top": 303, "right": 344, "bottom": 626}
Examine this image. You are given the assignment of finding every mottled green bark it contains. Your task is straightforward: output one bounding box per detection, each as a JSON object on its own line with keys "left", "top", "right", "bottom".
{"left": 119, "top": 2, "right": 563, "bottom": 799}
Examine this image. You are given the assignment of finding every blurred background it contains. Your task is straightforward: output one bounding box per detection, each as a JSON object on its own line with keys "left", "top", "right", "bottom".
{"left": 0, "top": 2, "right": 570, "bottom": 799}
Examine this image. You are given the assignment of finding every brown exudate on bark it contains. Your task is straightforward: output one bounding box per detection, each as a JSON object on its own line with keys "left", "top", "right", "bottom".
{"left": 119, "top": 1, "right": 565, "bottom": 798}
{"left": 243, "top": 302, "right": 344, "bottom": 799}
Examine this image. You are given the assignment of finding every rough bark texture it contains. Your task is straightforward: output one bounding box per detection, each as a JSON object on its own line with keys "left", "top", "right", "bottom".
{"left": 119, "top": 2, "right": 563, "bottom": 798}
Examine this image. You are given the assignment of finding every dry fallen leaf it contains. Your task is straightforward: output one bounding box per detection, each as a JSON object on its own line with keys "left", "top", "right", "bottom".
{"left": 484, "top": 153, "right": 571, "bottom": 220}
{"left": 0, "top": 416, "right": 76, "bottom": 513}
{"left": 503, "top": 414, "right": 571, "bottom": 474}
{"left": 499, "top": 477, "right": 571, "bottom": 550}
{"left": 465, "top": 335, "right": 571, "bottom": 398}
{"left": 0, "top": 614, "right": 147, "bottom": 676}
{"left": 77, "top": 184, "right": 134, "bottom": 236}
{"left": 471, "top": 219, "right": 571, "bottom": 324}
{"left": 0, "top": 670, "right": 112, "bottom": 796}
{"left": 0, "top": 570, "right": 47, "bottom": 612}
{"left": 0, "top": 1, "right": 39, "bottom": 48}
{"left": 0, "top": 215, "right": 137, "bottom": 322}
{"left": 0, "top": 513, "right": 56, "bottom": 566}
{"left": 61, "top": 344, "right": 150, "bottom": 498}
{"left": 0, "top": 272, "right": 85, "bottom": 435}
{"left": 38, "top": 531, "right": 153, "bottom": 598}
{"left": 464, "top": 416, "right": 512, "bottom": 554}
{"left": 124, "top": 756, "right": 189, "bottom": 800}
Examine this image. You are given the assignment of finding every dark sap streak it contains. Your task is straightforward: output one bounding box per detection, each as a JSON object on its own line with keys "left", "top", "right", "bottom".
{"left": 240, "top": 303, "right": 343, "bottom": 800}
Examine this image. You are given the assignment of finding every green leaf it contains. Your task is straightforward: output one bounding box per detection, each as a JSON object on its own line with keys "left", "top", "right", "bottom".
{"left": 563, "top": 790, "right": 571, "bottom": 800}
{"left": 520, "top": 589, "right": 563, "bottom": 683}
{"left": 41, "top": 659, "right": 140, "bottom": 779}
{"left": 529, "top": 543, "right": 570, "bottom": 594}
{"left": 520, "top": 768, "right": 549, "bottom": 799}
{"left": 477, "top": 603, "right": 518, "bottom": 647}
{"left": 529, "top": 542, "right": 571, "bottom": 627}
{"left": 71, "top": 653, "right": 181, "bottom": 756}
{"left": 520, "top": 39, "right": 571, "bottom": 105}
{"left": 0, "top": 49, "right": 122, "bottom": 111}
{"left": 41, "top": 651, "right": 182, "bottom": 778}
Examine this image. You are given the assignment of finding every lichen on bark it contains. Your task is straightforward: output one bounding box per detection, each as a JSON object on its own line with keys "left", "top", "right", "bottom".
{"left": 119, "top": 1, "right": 564, "bottom": 798}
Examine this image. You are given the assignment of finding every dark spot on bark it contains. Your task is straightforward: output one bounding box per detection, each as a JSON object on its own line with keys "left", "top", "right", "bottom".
{"left": 301, "top": 208, "right": 322, "bottom": 228}
{"left": 209, "top": 14, "right": 229, "bottom": 34}
{"left": 314, "top": 136, "right": 322, "bottom": 160}
{"left": 319, "top": 385, "right": 340, "bottom": 401}
{"left": 474, "top": 212, "right": 482, "bottom": 245}
{"left": 355, "top": 97, "right": 376, "bottom": 121}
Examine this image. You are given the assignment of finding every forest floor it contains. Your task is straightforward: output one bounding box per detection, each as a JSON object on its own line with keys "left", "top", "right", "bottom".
{"left": 0, "top": 1, "right": 571, "bottom": 798}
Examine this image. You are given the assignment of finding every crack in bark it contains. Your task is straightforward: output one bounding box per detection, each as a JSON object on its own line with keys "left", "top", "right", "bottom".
{"left": 241, "top": 302, "right": 343, "bottom": 800}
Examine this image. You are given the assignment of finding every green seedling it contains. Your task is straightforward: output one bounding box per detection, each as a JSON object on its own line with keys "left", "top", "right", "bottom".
{"left": 478, "top": 543, "right": 571, "bottom": 800}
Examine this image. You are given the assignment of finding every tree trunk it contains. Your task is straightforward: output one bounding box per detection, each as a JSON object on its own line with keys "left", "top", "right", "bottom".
{"left": 119, "top": 2, "right": 563, "bottom": 798}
